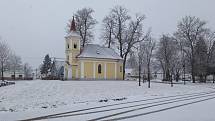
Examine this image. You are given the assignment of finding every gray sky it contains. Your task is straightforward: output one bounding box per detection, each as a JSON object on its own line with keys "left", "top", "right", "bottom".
{"left": 0, "top": 0, "right": 215, "bottom": 68}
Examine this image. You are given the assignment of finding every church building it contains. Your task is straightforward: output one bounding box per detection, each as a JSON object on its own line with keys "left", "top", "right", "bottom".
{"left": 64, "top": 17, "right": 123, "bottom": 80}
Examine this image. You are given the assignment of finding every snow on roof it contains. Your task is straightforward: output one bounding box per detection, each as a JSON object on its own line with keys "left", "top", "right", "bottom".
{"left": 66, "top": 31, "right": 80, "bottom": 38}
{"left": 77, "top": 44, "right": 123, "bottom": 60}
{"left": 55, "top": 61, "right": 65, "bottom": 70}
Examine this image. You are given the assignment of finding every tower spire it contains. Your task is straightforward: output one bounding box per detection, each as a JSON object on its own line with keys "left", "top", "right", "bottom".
{"left": 70, "top": 16, "right": 76, "bottom": 32}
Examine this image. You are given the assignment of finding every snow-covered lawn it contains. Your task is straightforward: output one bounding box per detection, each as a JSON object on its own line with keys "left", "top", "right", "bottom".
{"left": 0, "top": 80, "right": 215, "bottom": 121}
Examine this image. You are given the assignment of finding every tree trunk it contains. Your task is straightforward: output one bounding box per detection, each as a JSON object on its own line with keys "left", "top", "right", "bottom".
{"left": 147, "top": 63, "right": 150, "bottom": 88}
{"left": 122, "top": 59, "right": 126, "bottom": 80}
{"left": 166, "top": 69, "right": 170, "bottom": 81}
{"left": 176, "top": 73, "right": 179, "bottom": 82}
{"left": 108, "top": 31, "right": 111, "bottom": 48}
{"left": 213, "top": 75, "right": 215, "bottom": 83}
{"left": 14, "top": 71, "right": 16, "bottom": 80}
{"left": 204, "top": 75, "right": 207, "bottom": 83}
{"left": 170, "top": 74, "right": 173, "bottom": 87}
{"left": 191, "top": 59, "right": 196, "bottom": 83}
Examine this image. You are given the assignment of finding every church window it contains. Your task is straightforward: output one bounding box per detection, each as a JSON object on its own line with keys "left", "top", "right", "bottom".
{"left": 74, "top": 44, "right": 77, "bottom": 49}
{"left": 98, "top": 64, "right": 102, "bottom": 74}
{"left": 67, "top": 44, "right": 69, "bottom": 49}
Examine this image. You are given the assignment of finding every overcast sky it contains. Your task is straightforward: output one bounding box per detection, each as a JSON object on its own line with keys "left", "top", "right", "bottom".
{"left": 0, "top": 0, "right": 215, "bottom": 68}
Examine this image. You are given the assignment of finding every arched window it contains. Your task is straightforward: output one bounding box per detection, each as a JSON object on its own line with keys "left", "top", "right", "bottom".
{"left": 67, "top": 44, "right": 69, "bottom": 49}
{"left": 98, "top": 64, "right": 102, "bottom": 74}
{"left": 74, "top": 44, "right": 77, "bottom": 49}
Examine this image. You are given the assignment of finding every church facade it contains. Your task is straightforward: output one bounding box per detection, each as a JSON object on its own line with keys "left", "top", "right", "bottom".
{"left": 64, "top": 18, "right": 123, "bottom": 80}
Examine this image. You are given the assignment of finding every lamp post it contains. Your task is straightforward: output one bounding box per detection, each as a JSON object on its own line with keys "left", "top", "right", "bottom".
{"left": 183, "top": 63, "right": 186, "bottom": 85}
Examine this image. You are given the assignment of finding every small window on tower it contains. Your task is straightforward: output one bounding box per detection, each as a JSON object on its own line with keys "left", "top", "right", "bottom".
{"left": 120, "top": 66, "right": 122, "bottom": 72}
{"left": 67, "top": 44, "right": 69, "bottom": 49}
{"left": 74, "top": 44, "right": 77, "bottom": 49}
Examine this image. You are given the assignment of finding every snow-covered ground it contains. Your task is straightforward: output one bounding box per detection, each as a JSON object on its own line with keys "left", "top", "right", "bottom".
{"left": 0, "top": 80, "right": 215, "bottom": 121}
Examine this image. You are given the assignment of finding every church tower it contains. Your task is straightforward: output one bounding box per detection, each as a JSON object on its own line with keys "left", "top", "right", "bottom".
{"left": 64, "top": 17, "right": 81, "bottom": 80}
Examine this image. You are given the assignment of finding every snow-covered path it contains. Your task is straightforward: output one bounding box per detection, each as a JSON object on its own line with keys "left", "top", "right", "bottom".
{"left": 20, "top": 91, "right": 215, "bottom": 121}
{"left": 1, "top": 80, "right": 215, "bottom": 121}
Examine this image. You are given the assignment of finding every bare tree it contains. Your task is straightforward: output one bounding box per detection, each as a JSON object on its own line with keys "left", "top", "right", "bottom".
{"left": 204, "top": 30, "right": 215, "bottom": 80}
{"left": 205, "top": 31, "right": 215, "bottom": 60}
{"left": 156, "top": 34, "right": 178, "bottom": 83}
{"left": 101, "top": 14, "right": 115, "bottom": 48}
{"left": 8, "top": 53, "right": 22, "bottom": 80}
{"left": 137, "top": 42, "right": 145, "bottom": 86}
{"left": 175, "top": 16, "right": 208, "bottom": 83}
{"left": 0, "top": 41, "right": 10, "bottom": 81}
{"left": 121, "top": 14, "right": 147, "bottom": 79}
{"left": 208, "top": 41, "right": 215, "bottom": 82}
{"left": 194, "top": 37, "right": 208, "bottom": 82}
{"left": 143, "top": 35, "right": 155, "bottom": 88}
{"left": 110, "top": 6, "right": 131, "bottom": 58}
{"left": 102, "top": 6, "right": 150, "bottom": 80}
{"left": 67, "top": 8, "right": 97, "bottom": 48}
{"left": 171, "top": 51, "right": 183, "bottom": 82}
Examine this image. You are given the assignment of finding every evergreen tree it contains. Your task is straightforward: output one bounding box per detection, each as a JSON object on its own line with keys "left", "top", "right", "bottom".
{"left": 40, "top": 54, "right": 52, "bottom": 77}
{"left": 50, "top": 59, "right": 57, "bottom": 78}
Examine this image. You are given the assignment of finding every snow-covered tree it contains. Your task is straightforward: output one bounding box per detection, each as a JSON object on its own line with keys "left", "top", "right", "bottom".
{"left": 156, "top": 34, "right": 178, "bottom": 82}
{"left": 67, "top": 8, "right": 97, "bottom": 48}
{"left": 142, "top": 35, "right": 155, "bottom": 88}
{"left": 8, "top": 53, "right": 22, "bottom": 80}
{"left": 101, "top": 14, "right": 115, "bottom": 48}
{"left": 194, "top": 37, "right": 208, "bottom": 82}
{"left": 0, "top": 41, "right": 10, "bottom": 81}
{"left": 40, "top": 54, "right": 52, "bottom": 77}
{"left": 175, "top": 16, "right": 208, "bottom": 83}
{"left": 108, "top": 6, "right": 131, "bottom": 58}
{"left": 50, "top": 59, "right": 57, "bottom": 78}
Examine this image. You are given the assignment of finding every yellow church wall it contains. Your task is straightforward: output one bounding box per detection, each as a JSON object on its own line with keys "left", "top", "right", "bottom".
{"left": 117, "top": 62, "right": 123, "bottom": 80}
{"left": 78, "top": 59, "right": 123, "bottom": 80}
{"left": 106, "top": 63, "right": 115, "bottom": 79}
{"left": 84, "top": 62, "right": 94, "bottom": 79}
{"left": 64, "top": 65, "right": 68, "bottom": 80}
{"left": 72, "top": 66, "right": 77, "bottom": 79}
{"left": 65, "top": 36, "right": 80, "bottom": 65}
{"left": 78, "top": 61, "right": 81, "bottom": 79}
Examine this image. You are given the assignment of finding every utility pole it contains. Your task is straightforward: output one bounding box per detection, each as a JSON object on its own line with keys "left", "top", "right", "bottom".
{"left": 183, "top": 47, "right": 186, "bottom": 85}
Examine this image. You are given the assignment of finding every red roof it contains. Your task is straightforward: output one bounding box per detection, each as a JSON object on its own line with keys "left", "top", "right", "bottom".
{"left": 70, "top": 16, "right": 76, "bottom": 32}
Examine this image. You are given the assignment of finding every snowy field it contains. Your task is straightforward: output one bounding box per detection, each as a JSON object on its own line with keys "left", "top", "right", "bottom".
{"left": 0, "top": 80, "right": 215, "bottom": 121}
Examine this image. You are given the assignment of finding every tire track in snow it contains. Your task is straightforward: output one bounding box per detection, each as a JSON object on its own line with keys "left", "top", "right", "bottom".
{"left": 88, "top": 93, "right": 215, "bottom": 121}
{"left": 20, "top": 91, "right": 215, "bottom": 121}
{"left": 101, "top": 96, "right": 215, "bottom": 121}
